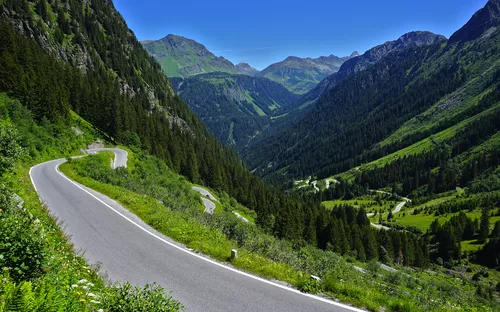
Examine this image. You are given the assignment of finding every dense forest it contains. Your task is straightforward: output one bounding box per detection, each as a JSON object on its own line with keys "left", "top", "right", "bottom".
{"left": 0, "top": 0, "right": 437, "bottom": 269}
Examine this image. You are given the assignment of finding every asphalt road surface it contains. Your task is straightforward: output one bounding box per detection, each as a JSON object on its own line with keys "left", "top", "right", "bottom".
{"left": 30, "top": 155, "right": 364, "bottom": 312}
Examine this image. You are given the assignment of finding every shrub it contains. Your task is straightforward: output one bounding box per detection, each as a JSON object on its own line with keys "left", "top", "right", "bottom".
{"left": 385, "top": 271, "right": 404, "bottom": 285}
{"left": 120, "top": 130, "right": 141, "bottom": 149}
{"left": 0, "top": 211, "right": 46, "bottom": 282}
{"left": 388, "top": 299, "right": 419, "bottom": 312}
{"left": 297, "top": 277, "right": 321, "bottom": 294}
{"left": 101, "top": 282, "right": 183, "bottom": 312}
{"left": 366, "top": 259, "right": 380, "bottom": 276}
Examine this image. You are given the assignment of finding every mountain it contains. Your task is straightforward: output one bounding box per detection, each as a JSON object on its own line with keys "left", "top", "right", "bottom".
{"left": 0, "top": 0, "right": 309, "bottom": 237}
{"left": 236, "top": 62, "right": 260, "bottom": 76}
{"left": 449, "top": 0, "right": 500, "bottom": 43}
{"left": 244, "top": 1, "right": 500, "bottom": 192}
{"left": 142, "top": 34, "right": 238, "bottom": 77}
{"left": 257, "top": 54, "right": 355, "bottom": 94}
{"left": 169, "top": 73, "right": 298, "bottom": 149}
{"left": 299, "top": 31, "right": 447, "bottom": 107}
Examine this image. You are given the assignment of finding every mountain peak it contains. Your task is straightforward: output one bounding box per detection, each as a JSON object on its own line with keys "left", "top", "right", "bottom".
{"left": 449, "top": 0, "right": 500, "bottom": 43}
{"left": 362, "top": 31, "right": 445, "bottom": 62}
{"left": 396, "top": 31, "right": 446, "bottom": 45}
{"left": 259, "top": 54, "right": 357, "bottom": 94}
{"left": 236, "top": 62, "right": 259, "bottom": 76}
{"left": 350, "top": 51, "right": 360, "bottom": 57}
{"left": 142, "top": 34, "right": 237, "bottom": 77}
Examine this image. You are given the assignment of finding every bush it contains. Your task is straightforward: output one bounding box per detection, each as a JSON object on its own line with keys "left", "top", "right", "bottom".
{"left": 101, "top": 282, "right": 183, "bottom": 312}
{"left": 0, "top": 210, "right": 46, "bottom": 282}
{"left": 476, "top": 284, "right": 493, "bottom": 299}
{"left": 388, "top": 299, "right": 419, "bottom": 312}
{"left": 385, "top": 271, "right": 404, "bottom": 285}
{"left": 120, "top": 130, "right": 141, "bottom": 149}
{"left": 366, "top": 259, "right": 380, "bottom": 276}
{"left": 297, "top": 277, "right": 321, "bottom": 294}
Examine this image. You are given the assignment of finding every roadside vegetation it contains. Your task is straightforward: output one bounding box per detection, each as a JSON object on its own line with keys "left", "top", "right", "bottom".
{"left": 0, "top": 94, "right": 183, "bottom": 311}
{"left": 61, "top": 147, "right": 499, "bottom": 311}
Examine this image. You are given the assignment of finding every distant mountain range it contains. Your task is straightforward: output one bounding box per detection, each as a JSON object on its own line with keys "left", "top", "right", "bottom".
{"left": 142, "top": 34, "right": 358, "bottom": 149}
{"left": 244, "top": 0, "right": 500, "bottom": 189}
{"left": 142, "top": 35, "right": 355, "bottom": 94}
{"left": 257, "top": 52, "right": 358, "bottom": 94}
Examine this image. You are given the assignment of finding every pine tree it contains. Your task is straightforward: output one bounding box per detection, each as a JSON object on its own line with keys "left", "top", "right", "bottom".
{"left": 388, "top": 209, "right": 394, "bottom": 222}
{"left": 479, "top": 208, "right": 490, "bottom": 242}
{"left": 491, "top": 221, "right": 500, "bottom": 239}
{"left": 36, "top": 0, "right": 48, "bottom": 22}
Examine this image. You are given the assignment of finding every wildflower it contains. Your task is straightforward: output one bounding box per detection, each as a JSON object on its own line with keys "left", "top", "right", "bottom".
{"left": 71, "top": 284, "right": 78, "bottom": 288}
{"left": 79, "top": 298, "right": 86, "bottom": 302}
{"left": 78, "top": 279, "right": 88, "bottom": 284}
{"left": 90, "top": 300, "right": 101, "bottom": 304}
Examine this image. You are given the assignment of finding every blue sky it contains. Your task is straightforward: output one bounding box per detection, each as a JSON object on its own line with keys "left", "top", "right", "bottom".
{"left": 114, "top": 0, "right": 487, "bottom": 70}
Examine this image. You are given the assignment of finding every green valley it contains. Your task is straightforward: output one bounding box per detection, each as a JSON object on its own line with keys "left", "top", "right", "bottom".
{"left": 1, "top": 0, "right": 500, "bottom": 311}
{"left": 169, "top": 72, "right": 300, "bottom": 149}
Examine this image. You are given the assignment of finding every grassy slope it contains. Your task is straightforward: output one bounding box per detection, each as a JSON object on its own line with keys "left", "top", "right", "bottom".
{"left": 323, "top": 195, "right": 400, "bottom": 214}
{"left": 58, "top": 148, "right": 498, "bottom": 311}
{"left": 0, "top": 93, "right": 103, "bottom": 310}
{"left": 60, "top": 154, "right": 304, "bottom": 285}
{"left": 0, "top": 94, "right": 182, "bottom": 311}
{"left": 332, "top": 101, "right": 500, "bottom": 183}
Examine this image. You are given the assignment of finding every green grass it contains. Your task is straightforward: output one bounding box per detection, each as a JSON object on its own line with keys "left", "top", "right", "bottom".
{"left": 323, "top": 197, "right": 398, "bottom": 213}
{"left": 252, "top": 103, "right": 266, "bottom": 116}
{"left": 410, "top": 194, "right": 457, "bottom": 211}
{"left": 160, "top": 55, "right": 180, "bottom": 77}
{"left": 0, "top": 94, "right": 184, "bottom": 311}
{"left": 57, "top": 150, "right": 500, "bottom": 311}
{"left": 60, "top": 159, "right": 303, "bottom": 286}
{"left": 386, "top": 209, "right": 500, "bottom": 232}
{"left": 461, "top": 239, "right": 484, "bottom": 252}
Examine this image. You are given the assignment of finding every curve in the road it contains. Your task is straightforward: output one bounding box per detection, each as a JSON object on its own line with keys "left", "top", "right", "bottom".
{"left": 191, "top": 186, "right": 218, "bottom": 214}
{"left": 30, "top": 153, "right": 364, "bottom": 312}
{"left": 368, "top": 189, "right": 411, "bottom": 230}
{"left": 87, "top": 148, "right": 128, "bottom": 168}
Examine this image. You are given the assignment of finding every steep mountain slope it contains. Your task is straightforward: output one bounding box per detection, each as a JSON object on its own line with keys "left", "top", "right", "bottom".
{"left": 0, "top": 0, "right": 308, "bottom": 236}
{"left": 245, "top": 1, "right": 500, "bottom": 191}
{"left": 257, "top": 53, "right": 356, "bottom": 94}
{"left": 236, "top": 62, "right": 260, "bottom": 76}
{"left": 449, "top": 0, "right": 500, "bottom": 43}
{"left": 142, "top": 34, "right": 238, "bottom": 77}
{"left": 170, "top": 73, "right": 299, "bottom": 149}
{"left": 299, "top": 31, "right": 446, "bottom": 107}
